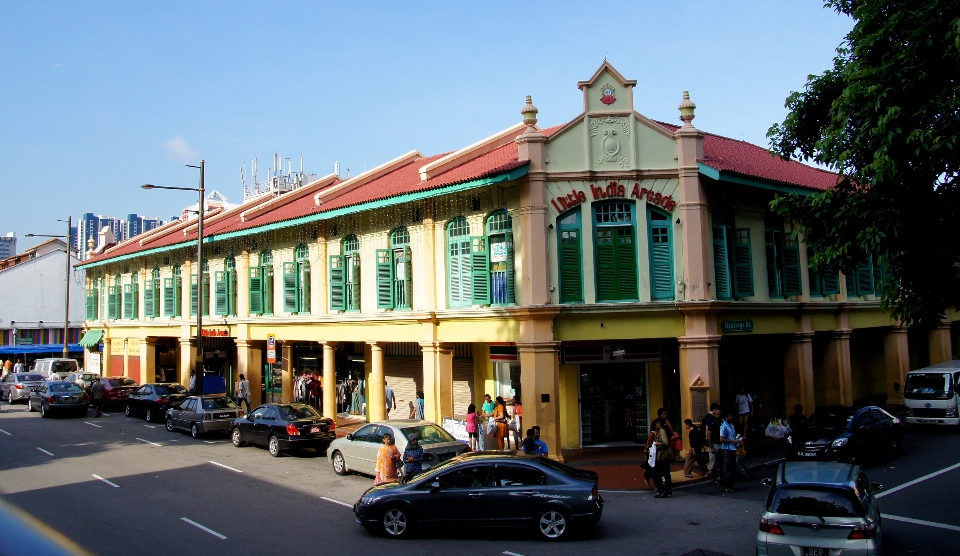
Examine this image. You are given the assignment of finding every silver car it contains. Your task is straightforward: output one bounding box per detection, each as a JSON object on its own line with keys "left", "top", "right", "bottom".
{"left": 164, "top": 395, "right": 241, "bottom": 438}
{"left": 328, "top": 420, "right": 468, "bottom": 477}
{"left": 757, "top": 461, "right": 884, "bottom": 556}
{"left": 1, "top": 373, "right": 46, "bottom": 403}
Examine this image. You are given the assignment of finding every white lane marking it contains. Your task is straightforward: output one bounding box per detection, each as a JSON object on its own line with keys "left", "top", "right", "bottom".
{"left": 101, "top": 413, "right": 112, "bottom": 416}
{"left": 0, "top": 428, "right": 10, "bottom": 435}
{"left": 180, "top": 517, "right": 227, "bottom": 539}
{"left": 884, "top": 514, "right": 960, "bottom": 532}
{"left": 143, "top": 424, "right": 158, "bottom": 428}
{"left": 504, "top": 552, "right": 526, "bottom": 556}
{"left": 319, "top": 496, "right": 353, "bottom": 508}
{"left": 92, "top": 474, "right": 120, "bottom": 488}
{"left": 36, "top": 447, "right": 54, "bottom": 456}
{"left": 204, "top": 440, "right": 225, "bottom": 444}
{"left": 135, "top": 437, "right": 162, "bottom": 447}
{"left": 208, "top": 461, "right": 243, "bottom": 473}
{"left": 84, "top": 421, "right": 102, "bottom": 428}
{"left": 876, "top": 462, "right": 960, "bottom": 499}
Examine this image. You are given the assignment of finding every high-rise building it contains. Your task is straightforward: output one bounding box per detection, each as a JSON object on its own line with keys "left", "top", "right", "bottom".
{"left": 76, "top": 213, "right": 166, "bottom": 259}
{"left": 0, "top": 233, "right": 16, "bottom": 258}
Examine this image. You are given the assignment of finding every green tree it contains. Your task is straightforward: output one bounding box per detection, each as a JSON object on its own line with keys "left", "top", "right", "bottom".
{"left": 768, "top": 1, "right": 960, "bottom": 325}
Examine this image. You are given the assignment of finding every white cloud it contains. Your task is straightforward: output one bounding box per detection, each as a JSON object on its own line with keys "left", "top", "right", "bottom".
{"left": 162, "top": 136, "right": 200, "bottom": 162}
{"left": 52, "top": 63, "right": 64, "bottom": 68}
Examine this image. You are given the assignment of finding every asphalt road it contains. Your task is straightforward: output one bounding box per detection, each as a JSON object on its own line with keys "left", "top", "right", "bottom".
{"left": 1, "top": 403, "right": 958, "bottom": 556}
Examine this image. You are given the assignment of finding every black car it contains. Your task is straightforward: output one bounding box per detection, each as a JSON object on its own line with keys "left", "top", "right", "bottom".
{"left": 787, "top": 405, "right": 903, "bottom": 463}
{"left": 353, "top": 451, "right": 603, "bottom": 540}
{"left": 27, "top": 381, "right": 89, "bottom": 418}
{"left": 230, "top": 403, "right": 336, "bottom": 457}
{"left": 126, "top": 383, "right": 188, "bottom": 422}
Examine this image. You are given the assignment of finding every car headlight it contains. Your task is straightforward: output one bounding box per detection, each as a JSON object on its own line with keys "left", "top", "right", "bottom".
{"left": 832, "top": 438, "right": 849, "bottom": 448}
{"left": 946, "top": 407, "right": 958, "bottom": 418}
{"left": 361, "top": 497, "right": 379, "bottom": 506}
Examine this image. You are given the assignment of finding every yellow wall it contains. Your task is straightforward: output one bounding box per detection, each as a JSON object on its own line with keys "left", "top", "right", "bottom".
{"left": 554, "top": 312, "right": 684, "bottom": 341}
{"left": 473, "top": 343, "right": 493, "bottom": 407}
{"left": 647, "top": 361, "right": 663, "bottom": 426}
{"left": 559, "top": 364, "right": 580, "bottom": 450}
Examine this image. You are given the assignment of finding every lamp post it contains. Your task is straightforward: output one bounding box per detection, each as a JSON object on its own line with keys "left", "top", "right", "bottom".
{"left": 142, "top": 160, "right": 206, "bottom": 395}
{"left": 26, "top": 215, "right": 74, "bottom": 358}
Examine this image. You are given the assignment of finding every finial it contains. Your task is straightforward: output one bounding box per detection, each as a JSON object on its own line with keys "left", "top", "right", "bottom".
{"left": 521, "top": 95, "right": 538, "bottom": 128}
{"left": 678, "top": 90, "right": 696, "bottom": 127}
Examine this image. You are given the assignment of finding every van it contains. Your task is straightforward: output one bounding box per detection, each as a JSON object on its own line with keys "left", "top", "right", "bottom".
{"left": 903, "top": 360, "right": 960, "bottom": 425}
{"left": 31, "top": 358, "right": 79, "bottom": 381}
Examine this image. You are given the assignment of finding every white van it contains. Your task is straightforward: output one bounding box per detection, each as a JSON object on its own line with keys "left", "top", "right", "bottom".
{"left": 903, "top": 360, "right": 960, "bottom": 425}
{"left": 30, "top": 358, "right": 79, "bottom": 381}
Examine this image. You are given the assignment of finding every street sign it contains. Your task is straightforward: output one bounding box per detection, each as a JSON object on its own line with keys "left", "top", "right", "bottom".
{"left": 267, "top": 334, "right": 277, "bottom": 363}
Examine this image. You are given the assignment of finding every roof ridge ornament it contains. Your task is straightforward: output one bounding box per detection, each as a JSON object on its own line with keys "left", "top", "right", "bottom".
{"left": 679, "top": 90, "right": 697, "bottom": 128}
{"left": 521, "top": 95, "right": 538, "bottom": 128}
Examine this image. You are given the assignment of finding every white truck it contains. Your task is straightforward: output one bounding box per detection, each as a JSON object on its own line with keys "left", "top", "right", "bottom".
{"left": 903, "top": 360, "right": 960, "bottom": 426}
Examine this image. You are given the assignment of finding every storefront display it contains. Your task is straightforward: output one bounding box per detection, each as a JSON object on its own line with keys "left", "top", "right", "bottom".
{"left": 579, "top": 363, "right": 648, "bottom": 445}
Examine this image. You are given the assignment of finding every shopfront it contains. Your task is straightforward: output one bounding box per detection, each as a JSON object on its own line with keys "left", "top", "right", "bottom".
{"left": 200, "top": 332, "right": 235, "bottom": 394}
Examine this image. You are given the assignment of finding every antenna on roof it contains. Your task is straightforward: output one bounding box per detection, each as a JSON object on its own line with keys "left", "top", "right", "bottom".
{"left": 334, "top": 161, "right": 340, "bottom": 176}
{"left": 300, "top": 156, "right": 303, "bottom": 174}
{"left": 347, "top": 168, "right": 351, "bottom": 178}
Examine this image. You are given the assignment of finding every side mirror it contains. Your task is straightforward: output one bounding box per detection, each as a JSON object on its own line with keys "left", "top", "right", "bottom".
{"left": 345, "top": 433, "right": 354, "bottom": 441}
{"left": 871, "top": 482, "right": 884, "bottom": 492}
{"left": 246, "top": 414, "right": 254, "bottom": 421}
{"left": 893, "top": 382, "right": 901, "bottom": 393}
{"left": 761, "top": 478, "right": 773, "bottom": 487}
{"left": 430, "top": 481, "right": 441, "bottom": 492}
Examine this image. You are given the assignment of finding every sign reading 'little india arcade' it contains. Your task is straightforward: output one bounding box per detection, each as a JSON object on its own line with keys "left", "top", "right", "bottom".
{"left": 551, "top": 181, "right": 677, "bottom": 213}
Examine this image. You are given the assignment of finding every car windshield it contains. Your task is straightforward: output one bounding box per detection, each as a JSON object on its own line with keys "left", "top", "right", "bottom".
{"left": 904, "top": 373, "right": 952, "bottom": 399}
{"left": 400, "top": 425, "right": 456, "bottom": 445}
{"left": 201, "top": 398, "right": 238, "bottom": 410}
{"left": 277, "top": 404, "right": 321, "bottom": 420}
{"left": 155, "top": 384, "right": 187, "bottom": 395}
{"left": 806, "top": 409, "right": 855, "bottom": 430}
{"left": 107, "top": 378, "right": 138, "bottom": 387}
{"left": 769, "top": 488, "right": 862, "bottom": 518}
{"left": 18, "top": 374, "right": 43, "bottom": 382}
{"left": 49, "top": 383, "right": 83, "bottom": 393}
{"left": 52, "top": 361, "right": 78, "bottom": 373}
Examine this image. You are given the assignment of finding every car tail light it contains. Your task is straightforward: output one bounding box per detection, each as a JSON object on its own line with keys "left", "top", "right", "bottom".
{"left": 588, "top": 485, "right": 599, "bottom": 501}
{"left": 759, "top": 517, "right": 784, "bottom": 535}
{"left": 286, "top": 424, "right": 300, "bottom": 436}
{"left": 848, "top": 522, "right": 877, "bottom": 539}
{"left": 14, "top": 384, "right": 24, "bottom": 390}
{"left": 156, "top": 398, "right": 169, "bottom": 405}
{"left": 48, "top": 396, "right": 56, "bottom": 404}
{"left": 328, "top": 420, "right": 336, "bottom": 431}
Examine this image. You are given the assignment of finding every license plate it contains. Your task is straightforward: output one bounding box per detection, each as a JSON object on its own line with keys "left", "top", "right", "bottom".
{"left": 438, "top": 452, "right": 454, "bottom": 461}
{"left": 62, "top": 397, "right": 75, "bottom": 403}
{"left": 916, "top": 419, "right": 936, "bottom": 424}
{"left": 214, "top": 413, "right": 233, "bottom": 420}
{"left": 797, "top": 452, "right": 818, "bottom": 458}
{"left": 310, "top": 426, "right": 320, "bottom": 433}
{"left": 802, "top": 548, "right": 826, "bottom": 556}
{"left": 31, "top": 387, "right": 42, "bottom": 392}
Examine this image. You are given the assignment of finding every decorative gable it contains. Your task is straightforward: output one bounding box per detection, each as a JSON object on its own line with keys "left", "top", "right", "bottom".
{"left": 577, "top": 61, "right": 637, "bottom": 113}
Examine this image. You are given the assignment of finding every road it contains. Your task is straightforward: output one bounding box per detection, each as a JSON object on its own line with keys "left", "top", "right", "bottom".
{"left": 1, "top": 403, "right": 958, "bottom": 556}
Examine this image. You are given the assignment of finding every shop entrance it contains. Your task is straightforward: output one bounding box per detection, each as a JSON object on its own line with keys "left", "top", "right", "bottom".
{"left": 579, "top": 363, "right": 648, "bottom": 446}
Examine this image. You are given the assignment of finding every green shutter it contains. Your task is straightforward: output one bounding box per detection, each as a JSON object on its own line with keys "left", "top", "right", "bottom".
{"left": 283, "top": 262, "right": 299, "bottom": 313}
{"left": 133, "top": 283, "right": 139, "bottom": 319}
{"left": 733, "top": 228, "right": 754, "bottom": 297}
{"left": 822, "top": 269, "right": 841, "bottom": 295}
{"left": 228, "top": 269, "right": 237, "bottom": 316}
{"left": 215, "top": 271, "right": 228, "bottom": 315}
{"left": 107, "top": 286, "right": 117, "bottom": 319}
{"left": 329, "top": 255, "right": 345, "bottom": 311}
{"left": 807, "top": 248, "right": 822, "bottom": 296}
{"left": 376, "top": 249, "right": 394, "bottom": 309}
{"left": 873, "top": 255, "right": 884, "bottom": 297}
{"left": 766, "top": 229, "right": 783, "bottom": 297}
{"left": 855, "top": 255, "right": 874, "bottom": 296}
{"left": 190, "top": 275, "right": 198, "bottom": 316}
{"left": 263, "top": 266, "right": 274, "bottom": 314}
{"left": 202, "top": 273, "right": 210, "bottom": 316}
{"left": 595, "top": 229, "right": 617, "bottom": 301}
{"left": 173, "top": 275, "right": 182, "bottom": 317}
{"left": 470, "top": 236, "right": 490, "bottom": 305}
{"left": 299, "top": 261, "right": 310, "bottom": 314}
{"left": 559, "top": 229, "right": 582, "bottom": 303}
{"left": 163, "top": 278, "right": 175, "bottom": 316}
{"left": 249, "top": 267, "right": 263, "bottom": 314}
{"left": 144, "top": 278, "right": 155, "bottom": 317}
{"left": 504, "top": 232, "right": 515, "bottom": 304}
{"left": 123, "top": 284, "right": 133, "bottom": 319}
{"left": 350, "top": 255, "right": 361, "bottom": 311}
{"left": 86, "top": 290, "right": 97, "bottom": 320}
{"left": 782, "top": 237, "right": 802, "bottom": 296}
{"left": 648, "top": 223, "right": 671, "bottom": 300}
{"left": 713, "top": 225, "right": 732, "bottom": 299}
{"left": 402, "top": 247, "right": 413, "bottom": 309}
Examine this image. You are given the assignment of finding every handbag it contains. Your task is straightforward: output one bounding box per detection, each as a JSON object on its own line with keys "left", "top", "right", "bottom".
{"left": 486, "top": 418, "right": 496, "bottom": 435}
{"left": 670, "top": 432, "right": 683, "bottom": 454}
{"left": 647, "top": 443, "right": 657, "bottom": 467}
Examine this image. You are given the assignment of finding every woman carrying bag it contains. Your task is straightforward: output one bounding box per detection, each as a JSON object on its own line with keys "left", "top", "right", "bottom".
{"left": 652, "top": 419, "right": 673, "bottom": 498}
{"left": 492, "top": 396, "right": 511, "bottom": 450}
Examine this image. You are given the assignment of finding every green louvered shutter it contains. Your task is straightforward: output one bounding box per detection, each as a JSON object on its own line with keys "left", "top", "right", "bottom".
{"left": 163, "top": 278, "right": 175, "bottom": 316}
{"left": 782, "top": 237, "right": 802, "bottom": 296}
{"left": 855, "top": 255, "right": 874, "bottom": 296}
{"left": 173, "top": 275, "right": 182, "bottom": 317}
{"left": 560, "top": 229, "right": 583, "bottom": 303}
{"left": 86, "top": 290, "right": 97, "bottom": 320}
{"left": 132, "top": 282, "right": 139, "bottom": 319}
{"left": 123, "top": 284, "right": 133, "bottom": 319}
{"left": 713, "top": 225, "right": 732, "bottom": 299}
{"left": 822, "top": 269, "right": 841, "bottom": 295}
{"left": 351, "top": 255, "right": 361, "bottom": 311}
{"left": 402, "top": 247, "right": 413, "bottom": 309}
{"left": 190, "top": 275, "right": 198, "bottom": 316}
{"left": 329, "top": 255, "right": 345, "bottom": 311}
{"left": 202, "top": 273, "right": 210, "bottom": 316}
{"left": 449, "top": 240, "right": 467, "bottom": 307}
{"left": 376, "top": 249, "right": 394, "bottom": 309}
{"left": 215, "top": 271, "right": 228, "bottom": 315}
{"left": 648, "top": 224, "right": 671, "bottom": 300}
{"left": 807, "top": 249, "right": 822, "bottom": 296}
{"left": 144, "top": 278, "right": 155, "bottom": 317}
{"left": 249, "top": 267, "right": 263, "bottom": 314}
{"left": 595, "top": 229, "right": 617, "bottom": 301}
{"left": 282, "top": 262, "right": 299, "bottom": 313}
{"left": 107, "top": 286, "right": 118, "bottom": 319}
{"left": 766, "top": 229, "right": 783, "bottom": 297}
{"left": 733, "top": 228, "right": 754, "bottom": 297}
{"left": 299, "top": 261, "right": 310, "bottom": 314}
{"left": 504, "top": 233, "right": 516, "bottom": 304}
{"left": 471, "top": 236, "right": 490, "bottom": 305}
{"left": 873, "top": 255, "right": 884, "bottom": 296}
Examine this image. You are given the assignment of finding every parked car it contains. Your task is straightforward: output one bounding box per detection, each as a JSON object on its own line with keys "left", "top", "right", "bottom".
{"left": 1, "top": 373, "right": 46, "bottom": 403}
{"left": 786, "top": 405, "right": 903, "bottom": 463}
{"left": 353, "top": 451, "right": 603, "bottom": 540}
{"left": 329, "top": 420, "right": 468, "bottom": 478}
{"left": 230, "top": 403, "right": 336, "bottom": 457}
{"left": 65, "top": 372, "right": 101, "bottom": 392}
{"left": 27, "top": 382, "right": 89, "bottom": 418}
{"left": 165, "top": 395, "right": 240, "bottom": 438}
{"left": 30, "top": 358, "right": 79, "bottom": 381}
{"left": 902, "top": 360, "right": 960, "bottom": 425}
{"left": 126, "top": 383, "right": 188, "bottom": 422}
{"left": 95, "top": 376, "right": 139, "bottom": 409}
{"left": 757, "top": 461, "right": 883, "bottom": 555}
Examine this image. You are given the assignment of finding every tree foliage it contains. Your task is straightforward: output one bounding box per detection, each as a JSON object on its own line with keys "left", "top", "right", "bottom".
{"left": 768, "top": 0, "right": 960, "bottom": 326}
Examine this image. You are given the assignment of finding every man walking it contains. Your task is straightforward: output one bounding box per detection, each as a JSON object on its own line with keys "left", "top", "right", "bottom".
{"left": 13, "top": 358, "right": 24, "bottom": 374}
{"left": 719, "top": 411, "right": 743, "bottom": 493}
{"left": 90, "top": 378, "right": 106, "bottom": 418}
{"left": 384, "top": 381, "right": 396, "bottom": 418}
{"left": 236, "top": 373, "right": 251, "bottom": 414}
{"left": 704, "top": 404, "right": 723, "bottom": 482}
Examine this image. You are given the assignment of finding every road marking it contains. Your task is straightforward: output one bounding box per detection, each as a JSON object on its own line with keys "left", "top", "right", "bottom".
{"left": 135, "top": 438, "right": 162, "bottom": 447}
{"left": 504, "top": 552, "right": 526, "bottom": 556}
{"left": 204, "top": 440, "right": 226, "bottom": 444}
{"left": 92, "top": 474, "right": 120, "bottom": 488}
{"left": 84, "top": 422, "right": 102, "bottom": 428}
{"left": 884, "top": 514, "right": 960, "bottom": 532}
{"left": 319, "top": 496, "right": 353, "bottom": 508}
{"left": 36, "top": 447, "right": 54, "bottom": 456}
{"left": 876, "top": 462, "right": 960, "bottom": 499}
{"left": 143, "top": 424, "right": 158, "bottom": 428}
{"left": 208, "top": 461, "right": 243, "bottom": 473}
{"left": 0, "top": 428, "right": 10, "bottom": 435}
{"left": 101, "top": 413, "right": 112, "bottom": 416}
{"left": 180, "top": 517, "right": 227, "bottom": 539}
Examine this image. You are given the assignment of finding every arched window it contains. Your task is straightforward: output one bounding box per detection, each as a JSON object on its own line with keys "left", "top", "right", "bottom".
{"left": 377, "top": 227, "right": 412, "bottom": 310}
{"left": 145, "top": 267, "right": 160, "bottom": 317}
{"left": 165, "top": 265, "right": 182, "bottom": 317}
{"left": 216, "top": 256, "right": 238, "bottom": 316}
{"left": 283, "top": 244, "right": 310, "bottom": 314}
{"left": 250, "top": 250, "right": 275, "bottom": 315}
{"left": 647, "top": 207, "right": 674, "bottom": 300}
{"left": 593, "top": 202, "right": 638, "bottom": 301}
{"left": 557, "top": 208, "right": 583, "bottom": 303}
{"left": 331, "top": 236, "right": 360, "bottom": 311}
{"left": 486, "top": 210, "right": 515, "bottom": 305}
{"left": 124, "top": 271, "right": 139, "bottom": 319}
{"left": 446, "top": 217, "right": 472, "bottom": 308}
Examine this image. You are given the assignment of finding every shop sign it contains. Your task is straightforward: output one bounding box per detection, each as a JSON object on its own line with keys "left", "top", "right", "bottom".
{"left": 15, "top": 338, "right": 33, "bottom": 345}
{"left": 201, "top": 328, "right": 230, "bottom": 337}
{"left": 441, "top": 417, "right": 470, "bottom": 443}
{"left": 550, "top": 189, "right": 588, "bottom": 213}
{"left": 490, "top": 343, "right": 518, "bottom": 362}
{"left": 267, "top": 334, "right": 277, "bottom": 364}
{"left": 491, "top": 242, "right": 508, "bottom": 263}
{"left": 721, "top": 319, "right": 754, "bottom": 333}
{"left": 585, "top": 181, "right": 678, "bottom": 212}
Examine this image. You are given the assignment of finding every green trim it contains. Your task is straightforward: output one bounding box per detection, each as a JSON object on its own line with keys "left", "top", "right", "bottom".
{"left": 78, "top": 329, "right": 103, "bottom": 347}
{"left": 698, "top": 163, "right": 817, "bottom": 196}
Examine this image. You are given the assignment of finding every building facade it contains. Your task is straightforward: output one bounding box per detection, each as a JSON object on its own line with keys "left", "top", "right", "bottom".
{"left": 78, "top": 213, "right": 168, "bottom": 260}
{"left": 77, "top": 63, "right": 959, "bottom": 458}
{"left": 0, "top": 233, "right": 16, "bottom": 259}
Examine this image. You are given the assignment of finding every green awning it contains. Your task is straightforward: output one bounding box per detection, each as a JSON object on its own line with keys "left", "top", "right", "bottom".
{"left": 78, "top": 329, "right": 104, "bottom": 347}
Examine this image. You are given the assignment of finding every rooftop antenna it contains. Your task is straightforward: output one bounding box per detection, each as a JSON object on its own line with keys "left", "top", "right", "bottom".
{"left": 334, "top": 161, "right": 340, "bottom": 176}
{"left": 347, "top": 168, "right": 351, "bottom": 178}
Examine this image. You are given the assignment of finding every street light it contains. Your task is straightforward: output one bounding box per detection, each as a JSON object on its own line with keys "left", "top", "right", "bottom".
{"left": 142, "top": 160, "right": 206, "bottom": 395}
{"left": 26, "top": 216, "right": 74, "bottom": 359}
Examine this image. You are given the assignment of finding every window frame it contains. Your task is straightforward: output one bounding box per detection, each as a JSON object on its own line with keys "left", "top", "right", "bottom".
{"left": 557, "top": 208, "right": 584, "bottom": 304}
{"left": 592, "top": 201, "right": 639, "bottom": 302}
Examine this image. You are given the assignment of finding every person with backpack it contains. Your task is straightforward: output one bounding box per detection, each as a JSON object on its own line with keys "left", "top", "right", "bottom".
{"left": 682, "top": 418, "right": 707, "bottom": 478}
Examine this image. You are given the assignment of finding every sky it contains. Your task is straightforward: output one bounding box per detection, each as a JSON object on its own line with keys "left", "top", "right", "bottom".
{"left": 0, "top": 1, "right": 853, "bottom": 251}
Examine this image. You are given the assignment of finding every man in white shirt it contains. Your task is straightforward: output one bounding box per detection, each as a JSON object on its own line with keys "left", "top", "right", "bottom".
{"left": 735, "top": 385, "right": 754, "bottom": 439}
{"left": 384, "top": 381, "right": 396, "bottom": 418}
{"left": 13, "top": 359, "right": 24, "bottom": 374}
{"left": 236, "top": 373, "right": 251, "bottom": 413}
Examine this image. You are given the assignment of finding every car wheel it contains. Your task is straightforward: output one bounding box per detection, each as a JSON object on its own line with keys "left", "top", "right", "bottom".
{"left": 332, "top": 450, "right": 348, "bottom": 475}
{"left": 537, "top": 509, "right": 569, "bottom": 541}
{"left": 40, "top": 403, "right": 48, "bottom": 418}
{"left": 268, "top": 435, "right": 281, "bottom": 457}
{"left": 166, "top": 418, "right": 175, "bottom": 432}
{"left": 6, "top": 390, "right": 12, "bottom": 403}
{"left": 125, "top": 404, "right": 132, "bottom": 417}
{"left": 191, "top": 423, "right": 200, "bottom": 439}
{"left": 27, "top": 399, "right": 34, "bottom": 412}
{"left": 232, "top": 428, "right": 245, "bottom": 447}
{"left": 145, "top": 408, "right": 154, "bottom": 423}
{"left": 381, "top": 507, "right": 413, "bottom": 539}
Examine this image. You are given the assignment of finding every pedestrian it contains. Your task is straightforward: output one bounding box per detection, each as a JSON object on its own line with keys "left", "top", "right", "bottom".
{"left": 493, "top": 396, "right": 510, "bottom": 450}
{"left": 481, "top": 394, "right": 495, "bottom": 417}
{"left": 188, "top": 370, "right": 196, "bottom": 393}
{"left": 532, "top": 425, "right": 548, "bottom": 455}
{"left": 521, "top": 428, "right": 537, "bottom": 454}
{"left": 704, "top": 403, "right": 724, "bottom": 482}
{"left": 719, "top": 411, "right": 743, "bottom": 493}
{"left": 735, "top": 385, "right": 753, "bottom": 438}
{"left": 402, "top": 433, "right": 424, "bottom": 477}
{"left": 90, "top": 378, "right": 106, "bottom": 418}
{"left": 374, "top": 432, "right": 401, "bottom": 485}
{"left": 415, "top": 391, "right": 425, "bottom": 420}
{"left": 1, "top": 360, "right": 11, "bottom": 379}
{"left": 682, "top": 418, "right": 707, "bottom": 478}
{"left": 465, "top": 403, "right": 479, "bottom": 451}
{"left": 236, "top": 373, "right": 251, "bottom": 414}
{"left": 384, "top": 380, "right": 396, "bottom": 417}
{"left": 408, "top": 400, "right": 417, "bottom": 419}
{"left": 650, "top": 419, "right": 672, "bottom": 498}
{"left": 13, "top": 358, "right": 24, "bottom": 374}
{"left": 789, "top": 404, "right": 807, "bottom": 431}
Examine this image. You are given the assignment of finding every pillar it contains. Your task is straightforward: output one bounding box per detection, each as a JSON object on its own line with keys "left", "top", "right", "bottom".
{"left": 322, "top": 342, "right": 336, "bottom": 418}
{"left": 281, "top": 342, "right": 293, "bottom": 403}
{"left": 517, "top": 341, "right": 561, "bottom": 461}
{"left": 122, "top": 339, "right": 130, "bottom": 378}
{"left": 179, "top": 338, "right": 193, "bottom": 388}
{"left": 929, "top": 320, "right": 953, "bottom": 365}
{"left": 237, "top": 250, "right": 250, "bottom": 318}
{"left": 421, "top": 201, "right": 438, "bottom": 310}
{"left": 678, "top": 303, "right": 722, "bottom": 422}
{"left": 515, "top": 98, "right": 550, "bottom": 306}
{"left": 140, "top": 337, "right": 156, "bottom": 385}
{"left": 102, "top": 337, "right": 112, "bottom": 377}
{"left": 823, "top": 330, "right": 853, "bottom": 406}
{"left": 675, "top": 92, "right": 710, "bottom": 301}
{"left": 884, "top": 325, "right": 910, "bottom": 405}
{"left": 784, "top": 332, "right": 816, "bottom": 416}
{"left": 236, "top": 340, "right": 262, "bottom": 408}
{"left": 420, "top": 341, "right": 453, "bottom": 423}
{"left": 367, "top": 342, "right": 386, "bottom": 422}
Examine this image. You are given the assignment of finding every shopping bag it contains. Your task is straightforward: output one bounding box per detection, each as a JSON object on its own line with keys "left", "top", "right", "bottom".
{"left": 647, "top": 443, "right": 657, "bottom": 467}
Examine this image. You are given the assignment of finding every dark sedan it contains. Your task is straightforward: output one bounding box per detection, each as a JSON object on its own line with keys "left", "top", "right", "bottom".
{"left": 787, "top": 405, "right": 903, "bottom": 463}
{"left": 231, "top": 403, "right": 336, "bottom": 457}
{"left": 126, "top": 383, "right": 188, "bottom": 422}
{"left": 27, "top": 382, "right": 89, "bottom": 418}
{"left": 353, "top": 451, "right": 603, "bottom": 540}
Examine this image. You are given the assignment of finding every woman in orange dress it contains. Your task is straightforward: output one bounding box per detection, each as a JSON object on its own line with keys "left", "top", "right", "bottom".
{"left": 374, "top": 432, "right": 402, "bottom": 484}
{"left": 493, "top": 396, "right": 510, "bottom": 450}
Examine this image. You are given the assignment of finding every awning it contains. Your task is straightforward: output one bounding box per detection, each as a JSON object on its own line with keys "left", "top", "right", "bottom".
{"left": 0, "top": 344, "right": 83, "bottom": 355}
{"left": 78, "top": 329, "right": 104, "bottom": 347}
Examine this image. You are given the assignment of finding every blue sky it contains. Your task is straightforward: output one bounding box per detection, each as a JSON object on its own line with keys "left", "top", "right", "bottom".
{"left": 0, "top": 1, "right": 852, "bottom": 250}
